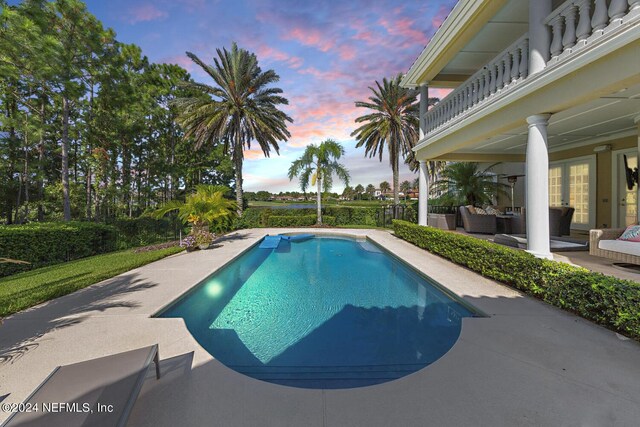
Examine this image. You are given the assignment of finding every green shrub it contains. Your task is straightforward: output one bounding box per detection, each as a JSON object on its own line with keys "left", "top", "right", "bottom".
{"left": 0, "top": 222, "right": 117, "bottom": 277}
{"left": 392, "top": 220, "right": 640, "bottom": 340}
{"left": 110, "top": 217, "right": 184, "bottom": 249}
{"left": 265, "top": 215, "right": 336, "bottom": 227}
{"left": 236, "top": 206, "right": 395, "bottom": 229}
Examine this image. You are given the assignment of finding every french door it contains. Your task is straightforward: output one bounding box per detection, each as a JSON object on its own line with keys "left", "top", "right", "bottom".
{"left": 548, "top": 156, "right": 596, "bottom": 231}
{"left": 613, "top": 149, "right": 637, "bottom": 228}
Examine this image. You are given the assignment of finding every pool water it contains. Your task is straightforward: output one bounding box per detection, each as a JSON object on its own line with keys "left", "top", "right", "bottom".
{"left": 160, "top": 236, "right": 476, "bottom": 389}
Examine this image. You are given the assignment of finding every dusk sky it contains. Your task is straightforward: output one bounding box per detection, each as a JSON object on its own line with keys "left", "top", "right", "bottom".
{"left": 85, "top": 0, "right": 455, "bottom": 192}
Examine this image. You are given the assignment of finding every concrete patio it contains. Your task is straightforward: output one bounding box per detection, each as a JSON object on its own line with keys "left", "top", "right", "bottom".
{"left": 1, "top": 228, "right": 639, "bottom": 426}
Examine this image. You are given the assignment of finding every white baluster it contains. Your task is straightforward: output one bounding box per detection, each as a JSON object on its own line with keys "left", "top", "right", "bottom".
{"left": 478, "top": 73, "right": 485, "bottom": 101}
{"left": 630, "top": 0, "right": 640, "bottom": 11}
{"left": 503, "top": 54, "right": 511, "bottom": 87}
{"left": 489, "top": 64, "right": 497, "bottom": 94}
{"left": 609, "top": 0, "right": 628, "bottom": 23}
{"left": 592, "top": 0, "right": 609, "bottom": 32}
{"left": 465, "top": 86, "right": 472, "bottom": 110}
{"left": 496, "top": 59, "right": 504, "bottom": 90}
{"left": 561, "top": 5, "right": 578, "bottom": 50}
{"left": 575, "top": 0, "right": 592, "bottom": 44}
{"left": 549, "top": 14, "right": 565, "bottom": 58}
{"left": 519, "top": 39, "right": 529, "bottom": 78}
{"left": 511, "top": 48, "right": 520, "bottom": 82}
{"left": 483, "top": 69, "right": 490, "bottom": 98}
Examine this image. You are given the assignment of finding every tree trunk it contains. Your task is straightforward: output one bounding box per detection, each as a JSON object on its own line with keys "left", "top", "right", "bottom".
{"left": 316, "top": 170, "right": 322, "bottom": 225}
{"left": 393, "top": 148, "right": 400, "bottom": 206}
{"left": 234, "top": 138, "right": 244, "bottom": 216}
{"left": 61, "top": 96, "right": 71, "bottom": 221}
{"left": 37, "top": 97, "right": 46, "bottom": 221}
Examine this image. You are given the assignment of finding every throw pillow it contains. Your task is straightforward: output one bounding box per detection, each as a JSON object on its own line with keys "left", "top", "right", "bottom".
{"left": 475, "top": 207, "right": 487, "bottom": 215}
{"left": 484, "top": 206, "right": 502, "bottom": 215}
{"left": 618, "top": 225, "right": 640, "bottom": 242}
{"left": 466, "top": 205, "right": 477, "bottom": 215}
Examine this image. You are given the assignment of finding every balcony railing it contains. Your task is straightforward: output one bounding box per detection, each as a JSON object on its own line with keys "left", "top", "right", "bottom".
{"left": 545, "top": 0, "right": 639, "bottom": 62}
{"left": 422, "top": 0, "right": 640, "bottom": 137}
{"left": 423, "top": 34, "right": 530, "bottom": 134}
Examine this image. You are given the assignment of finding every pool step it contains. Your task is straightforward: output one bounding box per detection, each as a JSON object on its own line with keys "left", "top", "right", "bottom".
{"left": 229, "top": 363, "right": 427, "bottom": 388}
{"left": 259, "top": 235, "right": 282, "bottom": 249}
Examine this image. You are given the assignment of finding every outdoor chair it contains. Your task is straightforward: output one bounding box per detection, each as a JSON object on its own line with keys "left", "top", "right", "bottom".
{"left": 459, "top": 206, "right": 497, "bottom": 234}
{"left": 1, "top": 345, "right": 161, "bottom": 427}
{"left": 558, "top": 207, "right": 575, "bottom": 236}
{"left": 510, "top": 208, "right": 563, "bottom": 237}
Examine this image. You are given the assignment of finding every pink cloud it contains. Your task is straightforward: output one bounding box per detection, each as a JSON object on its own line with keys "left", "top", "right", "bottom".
{"left": 283, "top": 27, "right": 336, "bottom": 52}
{"left": 432, "top": 5, "right": 451, "bottom": 29}
{"left": 126, "top": 4, "right": 168, "bottom": 24}
{"left": 378, "top": 16, "right": 428, "bottom": 47}
{"left": 253, "top": 44, "right": 304, "bottom": 69}
{"left": 298, "top": 67, "right": 351, "bottom": 82}
{"left": 243, "top": 149, "right": 265, "bottom": 160}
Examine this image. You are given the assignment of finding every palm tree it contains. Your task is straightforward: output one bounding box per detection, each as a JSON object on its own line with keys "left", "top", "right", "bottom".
{"left": 400, "top": 180, "right": 411, "bottom": 201}
{"left": 153, "top": 184, "right": 237, "bottom": 232}
{"left": 379, "top": 181, "right": 390, "bottom": 198}
{"left": 366, "top": 184, "right": 375, "bottom": 199}
{"left": 352, "top": 74, "right": 419, "bottom": 205}
{"left": 173, "top": 43, "right": 292, "bottom": 215}
{"left": 354, "top": 184, "right": 364, "bottom": 200}
{"left": 288, "top": 139, "right": 350, "bottom": 225}
{"left": 431, "top": 162, "right": 511, "bottom": 206}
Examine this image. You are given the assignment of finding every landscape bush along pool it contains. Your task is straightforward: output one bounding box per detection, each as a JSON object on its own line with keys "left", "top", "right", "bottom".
{"left": 0, "top": 222, "right": 117, "bottom": 277}
{"left": 392, "top": 220, "right": 640, "bottom": 340}
{"left": 0, "top": 218, "right": 183, "bottom": 277}
{"left": 236, "top": 205, "right": 417, "bottom": 229}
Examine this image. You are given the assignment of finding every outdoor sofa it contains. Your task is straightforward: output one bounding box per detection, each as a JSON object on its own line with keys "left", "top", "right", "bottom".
{"left": 459, "top": 206, "right": 497, "bottom": 234}
{"left": 590, "top": 228, "right": 640, "bottom": 265}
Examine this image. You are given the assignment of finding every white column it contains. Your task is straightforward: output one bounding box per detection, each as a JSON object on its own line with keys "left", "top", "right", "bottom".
{"left": 419, "top": 160, "right": 428, "bottom": 226}
{"left": 529, "top": 0, "right": 553, "bottom": 74}
{"left": 419, "top": 83, "right": 429, "bottom": 139}
{"left": 525, "top": 114, "right": 552, "bottom": 259}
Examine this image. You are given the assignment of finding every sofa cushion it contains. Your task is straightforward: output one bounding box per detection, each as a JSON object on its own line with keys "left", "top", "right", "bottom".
{"left": 618, "top": 224, "right": 640, "bottom": 242}
{"left": 465, "top": 205, "right": 476, "bottom": 215}
{"left": 484, "top": 206, "right": 502, "bottom": 215}
{"left": 599, "top": 239, "right": 640, "bottom": 256}
{"left": 475, "top": 207, "right": 488, "bottom": 215}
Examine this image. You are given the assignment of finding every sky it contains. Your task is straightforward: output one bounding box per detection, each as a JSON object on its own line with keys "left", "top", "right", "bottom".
{"left": 83, "top": 0, "right": 455, "bottom": 192}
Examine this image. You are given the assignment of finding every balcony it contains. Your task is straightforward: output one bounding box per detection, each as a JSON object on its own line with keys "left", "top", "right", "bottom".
{"left": 422, "top": 0, "right": 640, "bottom": 138}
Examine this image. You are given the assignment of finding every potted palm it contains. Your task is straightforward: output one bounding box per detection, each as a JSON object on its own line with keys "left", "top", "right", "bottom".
{"left": 153, "top": 185, "right": 237, "bottom": 251}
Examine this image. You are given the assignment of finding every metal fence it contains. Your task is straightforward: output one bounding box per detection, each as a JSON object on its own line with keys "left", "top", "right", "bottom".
{"left": 376, "top": 204, "right": 418, "bottom": 228}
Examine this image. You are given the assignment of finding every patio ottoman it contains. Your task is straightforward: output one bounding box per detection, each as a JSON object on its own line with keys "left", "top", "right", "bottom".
{"left": 428, "top": 213, "right": 456, "bottom": 230}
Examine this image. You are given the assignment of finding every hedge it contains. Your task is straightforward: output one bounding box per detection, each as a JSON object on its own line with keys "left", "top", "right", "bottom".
{"left": 109, "top": 217, "right": 184, "bottom": 249}
{"left": 266, "top": 215, "right": 336, "bottom": 227}
{"left": 0, "top": 222, "right": 117, "bottom": 277}
{"left": 392, "top": 220, "right": 640, "bottom": 340}
{"left": 236, "top": 205, "right": 416, "bottom": 229}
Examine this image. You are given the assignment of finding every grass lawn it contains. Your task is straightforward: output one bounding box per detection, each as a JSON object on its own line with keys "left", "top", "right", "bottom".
{"left": 0, "top": 246, "right": 184, "bottom": 317}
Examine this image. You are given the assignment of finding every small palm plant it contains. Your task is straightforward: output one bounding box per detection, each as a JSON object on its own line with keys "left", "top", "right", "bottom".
{"left": 153, "top": 185, "right": 237, "bottom": 239}
{"left": 288, "top": 139, "right": 350, "bottom": 225}
{"left": 431, "top": 162, "right": 511, "bottom": 206}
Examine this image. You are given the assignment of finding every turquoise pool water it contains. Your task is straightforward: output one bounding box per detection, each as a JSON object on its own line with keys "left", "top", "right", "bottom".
{"left": 160, "top": 235, "right": 476, "bottom": 389}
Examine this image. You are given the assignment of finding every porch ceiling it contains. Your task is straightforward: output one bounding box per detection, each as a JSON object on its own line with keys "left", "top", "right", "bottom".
{"left": 433, "top": 0, "right": 528, "bottom": 87}
{"left": 443, "top": 84, "right": 640, "bottom": 157}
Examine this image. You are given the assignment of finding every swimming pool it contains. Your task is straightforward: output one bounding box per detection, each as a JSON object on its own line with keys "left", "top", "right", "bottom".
{"left": 160, "top": 235, "right": 479, "bottom": 389}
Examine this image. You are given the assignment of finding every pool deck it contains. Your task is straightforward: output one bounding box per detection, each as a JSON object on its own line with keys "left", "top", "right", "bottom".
{"left": 1, "top": 228, "right": 639, "bottom": 426}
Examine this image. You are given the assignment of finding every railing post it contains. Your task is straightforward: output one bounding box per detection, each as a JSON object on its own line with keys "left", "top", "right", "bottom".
{"left": 503, "top": 53, "right": 512, "bottom": 87}
{"left": 609, "top": 0, "right": 629, "bottom": 23}
{"left": 575, "top": 0, "right": 593, "bottom": 44}
{"left": 561, "top": 5, "right": 578, "bottom": 50}
{"left": 548, "top": 14, "right": 565, "bottom": 59}
{"left": 511, "top": 48, "right": 520, "bottom": 82}
{"left": 419, "top": 83, "right": 428, "bottom": 139}
{"left": 519, "top": 38, "right": 529, "bottom": 78}
{"left": 529, "top": 0, "right": 552, "bottom": 74}
{"left": 592, "top": 0, "right": 609, "bottom": 32}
